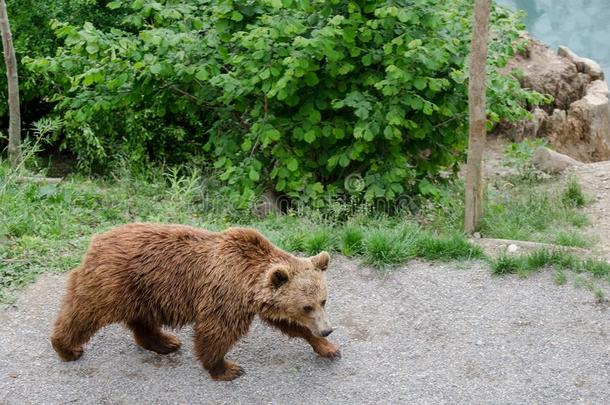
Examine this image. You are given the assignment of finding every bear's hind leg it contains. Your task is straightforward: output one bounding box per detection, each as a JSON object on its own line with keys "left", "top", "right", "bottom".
{"left": 127, "top": 319, "right": 181, "bottom": 355}
{"left": 51, "top": 306, "right": 102, "bottom": 361}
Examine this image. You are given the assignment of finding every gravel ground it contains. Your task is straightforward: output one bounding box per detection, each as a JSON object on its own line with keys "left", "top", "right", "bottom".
{"left": 1, "top": 257, "right": 609, "bottom": 404}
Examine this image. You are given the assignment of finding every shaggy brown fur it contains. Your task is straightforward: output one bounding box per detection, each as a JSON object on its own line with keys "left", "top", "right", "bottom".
{"left": 51, "top": 223, "right": 340, "bottom": 381}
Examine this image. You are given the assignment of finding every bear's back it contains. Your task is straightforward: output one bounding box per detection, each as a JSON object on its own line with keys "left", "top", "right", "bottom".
{"left": 77, "top": 224, "right": 221, "bottom": 326}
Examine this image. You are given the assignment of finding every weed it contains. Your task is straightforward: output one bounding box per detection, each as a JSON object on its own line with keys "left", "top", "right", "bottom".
{"left": 416, "top": 233, "right": 484, "bottom": 261}
{"left": 303, "top": 229, "right": 336, "bottom": 256}
{"left": 490, "top": 254, "right": 526, "bottom": 275}
{"left": 562, "top": 178, "right": 586, "bottom": 207}
{"left": 593, "top": 288, "right": 605, "bottom": 303}
{"left": 554, "top": 269, "right": 567, "bottom": 286}
{"left": 553, "top": 231, "right": 590, "bottom": 248}
{"left": 340, "top": 227, "right": 365, "bottom": 257}
{"left": 363, "top": 229, "right": 417, "bottom": 268}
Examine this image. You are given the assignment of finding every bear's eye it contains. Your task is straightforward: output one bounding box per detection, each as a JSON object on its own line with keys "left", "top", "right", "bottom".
{"left": 321, "top": 300, "right": 326, "bottom": 307}
{"left": 303, "top": 305, "right": 313, "bottom": 313}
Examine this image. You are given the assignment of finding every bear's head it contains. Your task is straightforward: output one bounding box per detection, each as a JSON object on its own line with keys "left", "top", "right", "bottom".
{"left": 259, "top": 251, "right": 334, "bottom": 338}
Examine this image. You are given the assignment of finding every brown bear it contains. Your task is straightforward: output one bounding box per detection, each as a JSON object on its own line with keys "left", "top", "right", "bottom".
{"left": 50, "top": 223, "right": 340, "bottom": 381}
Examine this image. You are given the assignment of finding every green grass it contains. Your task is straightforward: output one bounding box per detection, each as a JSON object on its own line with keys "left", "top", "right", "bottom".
{"left": 0, "top": 150, "right": 600, "bottom": 303}
{"left": 562, "top": 178, "right": 586, "bottom": 208}
{"left": 1, "top": 160, "right": 492, "bottom": 302}
{"left": 490, "top": 249, "right": 610, "bottom": 280}
{"left": 339, "top": 227, "right": 365, "bottom": 256}
{"left": 415, "top": 233, "right": 484, "bottom": 261}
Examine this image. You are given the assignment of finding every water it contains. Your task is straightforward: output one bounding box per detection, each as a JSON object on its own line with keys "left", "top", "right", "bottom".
{"left": 498, "top": 0, "right": 610, "bottom": 77}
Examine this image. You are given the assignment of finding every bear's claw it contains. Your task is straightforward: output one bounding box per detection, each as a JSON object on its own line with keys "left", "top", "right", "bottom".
{"left": 210, "top": 361, "right": 245, "bottom": 381}
{"left": 313, "top": 341, "right": 341, "bottom": 359}
{"left": 51, "top": 338, "right": 84, "bottom": 362}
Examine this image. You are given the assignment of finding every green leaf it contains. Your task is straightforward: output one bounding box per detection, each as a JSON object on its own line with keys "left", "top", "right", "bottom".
{"left": 287, "top": 158, "right": 298, "bottom": 171}
{"left": 413, "top": 77, "right": 427, "bottom": 90}
{"left": 304, "top": 130, "right": 316, "bottom": 143}
{"left": 149, "top": 64, "right": 162, "bottom": 74}
{"left": 195, "top": 69, "right": 208, "bottom": 81}
{"left": 249, "top": 168, "right": 260, "bottom": 181}
{"left": 304, "top": 72, "right": 319, "bottom": 86}
{"left": 85, "top": 43, "right": 99, "bottom": 54}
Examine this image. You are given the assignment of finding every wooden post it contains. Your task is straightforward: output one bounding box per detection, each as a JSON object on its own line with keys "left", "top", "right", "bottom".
{"left": 464, "top": 0, "right": 491, "bottom": 233}
{"left": 0, "top": 0, "right": 22, "bottom": 167}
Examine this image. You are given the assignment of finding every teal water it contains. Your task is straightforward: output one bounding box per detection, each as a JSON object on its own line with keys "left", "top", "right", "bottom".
{"left": 498, "top": 0, "right": 610, "bottom": 77}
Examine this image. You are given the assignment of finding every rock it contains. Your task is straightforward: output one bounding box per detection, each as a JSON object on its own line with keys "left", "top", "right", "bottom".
{"left": 523, "top": 108, "right": 548, "bottom": 139}
{"left": 532, "top": 147, "right": 583, "bottom": 173}
{"left": 506, "top": 244, "right": 519, "bottom": 253}
{"left": 473, "top": 232, "right": 481, "bottom": 239}
{"left": 251, "top": 189, "right": 281, "bottom": 218}
{"left": 558, "top": 46, "right": 605, "bottom": 80}
{"left": 586, "top": 80, "right": 609, "bottom": 98}
{"left": 566, "top": 82, "right": 610, "bottom": 161}
{"left": 497, "top": 38, "right": 610, "bottom": 162}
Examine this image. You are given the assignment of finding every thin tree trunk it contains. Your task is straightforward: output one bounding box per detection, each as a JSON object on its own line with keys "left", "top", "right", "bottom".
{"left": 0, "top": 0, "right": 21, "bottom": 167}
{"left": 464, "top": 0, "right": 491, "bottom": 233}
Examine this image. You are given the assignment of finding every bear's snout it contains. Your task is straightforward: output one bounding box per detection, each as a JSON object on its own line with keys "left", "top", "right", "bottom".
{"left": 320, "top": 328, "right": 333, "bottom": 337}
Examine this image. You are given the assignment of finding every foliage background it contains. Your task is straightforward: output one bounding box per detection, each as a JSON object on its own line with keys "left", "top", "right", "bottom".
{"left": 3, "top": 0, "right": 547, "bottom": 205}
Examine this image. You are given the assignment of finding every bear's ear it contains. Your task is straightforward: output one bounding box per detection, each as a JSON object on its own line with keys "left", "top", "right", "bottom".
{"left": 310, "top": 251, "right": 330, "bottom": 271}
{"left": 268, "top": 265, "right": 290, "bottom": 289}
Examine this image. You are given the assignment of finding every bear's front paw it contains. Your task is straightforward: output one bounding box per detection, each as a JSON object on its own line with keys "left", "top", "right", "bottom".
{"left": 53, "top": 343, "right": 84, "bottom": 362}
{"left": 210, "top": 361, "right": 245, "bottom": 381}
{"left": 313, "top": 340, "right": 341, "bottom": 360}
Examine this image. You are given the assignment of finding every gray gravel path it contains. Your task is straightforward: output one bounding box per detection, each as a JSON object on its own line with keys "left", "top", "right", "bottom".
{"left": 1, "top": 258, "right": 609, "bottom": 404}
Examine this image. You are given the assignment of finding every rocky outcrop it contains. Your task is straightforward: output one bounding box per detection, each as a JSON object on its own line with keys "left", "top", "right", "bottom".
{"left": 558, "top": 46, "right": 604, "bottom": 81}
{"left": 499, "top": 38, "right": 610, "bottom": 162}
{"left": 536, "top": 79, "right": 610, "bottom": 161}
{"left": 531, "top": 146, "right": 582, "bottom": 173}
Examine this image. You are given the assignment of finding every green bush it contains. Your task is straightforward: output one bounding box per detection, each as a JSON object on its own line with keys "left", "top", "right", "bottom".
{"left": 26, "top": 0, "right": 547, "bottom": 205}
{"left": 0, "top": 1, "right": 121, "bottom": 120}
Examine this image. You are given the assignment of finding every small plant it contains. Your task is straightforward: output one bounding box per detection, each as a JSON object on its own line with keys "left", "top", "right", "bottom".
{"left": 363, "top": 230, "right": 416, "bottom": 268}
{"left": 416, "top": 233, "right": 484, "bottom": 261}
{"left": 562, "top": 178, "right": 586, "bottom": 208}
{"left": 554, "top": 269, "right": 567, "bottom": 286}
{"left": 504, "top": 138, "right": 547, "bottom": 166}
{"left": 490, "top": 254, "right": 526, "bottom": 275}
{"left": 340, "top": 227, "right": 365, "bottom": 257}
{"left": 553, "top": 231, "right": 590, "bottom": 248}
{"left": 491, "top": 249, "right": 609, "bottom": 300}
{"left": 303, "top": 229, "right": 335, "bottom": 256}
{"left": 593, "top": 288, "right": 605, "bottom": 303}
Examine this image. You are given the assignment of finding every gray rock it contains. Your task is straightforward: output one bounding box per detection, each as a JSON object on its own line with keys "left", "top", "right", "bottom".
{"left": 523, "top": 108, "right": 548, "bottom": 139}
{"left": 567, "top": 82, "right": 610, "bottom": 161}
{"left": 532, "top": 146, "right": 583, "bottom": 173}
{"left": 558, "top": 46, "right": 605, "bottom": 80}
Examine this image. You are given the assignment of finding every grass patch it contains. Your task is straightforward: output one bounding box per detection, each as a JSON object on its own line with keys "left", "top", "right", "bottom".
{"left": 340, "top": 227, "right": 365, "bottom": 257}
{"left": 0, "top": 148, "right": 597, "bottom": 303}
{"left": 562, "top": 178, "right": 586, "bottom": 207}
{"left": 552, "top": 231, "right": 591, "bottom": 248}
{"left": 553, "top": 269, "right": 567, "bottom": 286}
{"left": 415, "top": 233, "right": 484, "bottom": 261}
{"left": 490, "top": 249, "right": 610, "bottom": 287}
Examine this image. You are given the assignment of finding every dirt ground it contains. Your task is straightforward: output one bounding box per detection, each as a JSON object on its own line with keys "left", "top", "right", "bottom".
{"left": 1, "top": 257, "right": 609, "bottom": 405}
{"left": 568, "top": 160, "right": 610, "bottom": 259}
{"left": 3, "top": 137, "right": 610, "bottom": 404}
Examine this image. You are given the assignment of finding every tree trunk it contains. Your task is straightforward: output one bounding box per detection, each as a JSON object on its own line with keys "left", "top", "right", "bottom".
{"left": 0, "top": 0, "right": 21, "bottom": 167}
{"left": 464, "top": 0, "right": 491, "bottom": 233}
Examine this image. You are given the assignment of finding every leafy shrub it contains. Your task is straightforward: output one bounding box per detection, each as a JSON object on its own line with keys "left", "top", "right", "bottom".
{"left": 0, "top": 0, "right": 122, "bottom": 121}
{"left": 27, "top": 0, "right": 547, "bottom": 205}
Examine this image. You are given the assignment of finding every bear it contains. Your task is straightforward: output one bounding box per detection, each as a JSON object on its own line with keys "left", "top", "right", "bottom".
{"left": 50, "top": 223, "right": 340, "bottom": 381}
